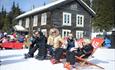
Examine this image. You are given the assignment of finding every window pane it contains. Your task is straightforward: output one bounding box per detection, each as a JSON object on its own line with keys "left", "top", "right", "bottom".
{"left": 41, "top": 13, "right": 47, "bottom": 25}
{"left": 67, "top": 32, "right": 68, "bottom": 36}
{"left": 25, "top": 18, "right": 29, "bottom": 28}
{"left": 78, "top": 16, "right": 79, "bottom": 24}
{"left": 64, "top": 15, "right": 66, "bottom": 23}
{"left": 67, "top": 15, "right": 69, "bottom": 23}
{"left": 19, "top": 20, "right": 22, "bottom": 26}
{"left": 80, "top": 17, "right": 82, "bottom": 25}
{"left": 64, "top": 31, "right": 66, "bottom": 37}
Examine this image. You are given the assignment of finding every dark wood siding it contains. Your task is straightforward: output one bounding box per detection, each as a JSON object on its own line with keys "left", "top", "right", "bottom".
{"left": 50, "top": 1, "right": 92, "bottom": 38}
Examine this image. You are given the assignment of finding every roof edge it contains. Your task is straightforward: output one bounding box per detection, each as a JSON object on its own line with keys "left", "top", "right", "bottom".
{"left": 15, "top": 0, "right": 66, "bottom": 20}
{"left": 15, "top": 0, "right": 96, "bottom": 20}
{"left": 80, "top": 0, "right": 96, "bottom": 16}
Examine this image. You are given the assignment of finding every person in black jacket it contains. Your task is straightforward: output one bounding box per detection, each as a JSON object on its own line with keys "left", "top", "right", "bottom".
{"left": 35, "top": 32, "right": 47, "bottom": 60}
{"left": 24, "top": 31, "right": 40, "bottom": 58}
{"left": 76, "top": 43, "right": 94, "bottom": 58}
{"left": 24, "top": 31, "right": 47, "bottom": 60}
{"left": 65, "top": 33, "right": 76, "bottom": 68}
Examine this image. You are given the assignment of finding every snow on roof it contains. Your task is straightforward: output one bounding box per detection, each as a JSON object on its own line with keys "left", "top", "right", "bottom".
{"left": 15, "top": 0, "right": 96, "bottom": 20}
{"left": 16, "top": 0, "right": 66, "bottom": 19}
{"left": 80, "top": 0, "right": 96, "bottom": 15}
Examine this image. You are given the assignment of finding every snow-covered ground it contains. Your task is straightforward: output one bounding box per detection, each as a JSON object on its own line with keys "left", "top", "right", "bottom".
{"left": 0, "top": 48, "right": 115, "bottom": 70}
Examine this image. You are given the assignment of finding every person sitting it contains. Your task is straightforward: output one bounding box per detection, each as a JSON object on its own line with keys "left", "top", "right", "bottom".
{"left": 46, "top": 28, "right": 56, "bottom": 58}
{"left": 64, "top": 33, "right": 77, "bottom": 69}
{"left": 48, "top": 28, "right": 64, "bottom": 63}
{"left": 35, "top": 32, "right": 47, "bottom": 60}
{"left": 24, "top": 31, "right": 47, "bottom": 60}
{"left": 64, "top": 38, "right": 94, "bottom": 70}
{"left": 18, "top": 35, "right": 24, "bottom": 43}
{"left": 76, "top": 39, "right": 94, "bottom": 58}
{"left": 24, "top": 31, "right": 40, "bottom": 58}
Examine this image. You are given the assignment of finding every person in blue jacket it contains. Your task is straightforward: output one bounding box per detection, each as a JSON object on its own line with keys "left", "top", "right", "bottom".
{"left": 104, "top": 36, "right": 111, "bottom": 48}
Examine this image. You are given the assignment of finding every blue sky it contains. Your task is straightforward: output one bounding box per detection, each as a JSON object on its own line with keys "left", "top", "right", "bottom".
{"left": 0, "top": 0, "right": 51, "bottom": 12}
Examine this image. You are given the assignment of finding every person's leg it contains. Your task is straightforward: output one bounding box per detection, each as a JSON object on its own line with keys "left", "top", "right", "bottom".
{"left": 65, "top": 51, "right": 76, "bottom": 70}
{"left": 25, "top": 45, "right": 39, "bottom": 59}
{"left": 54, "top": 48, "right": 64, "bottom": 61}
{"left": 29, "top": 45, "right": 39, "bottom": 55}
{"left": 36, "top": 45, "right": 47, "bottom": 60}
{"left": 50, "top": 48, "right": 64, "bottom": 64}
{"left": 29, "top": 44, "right": 34, "bottom": 51}
{"left": 26, "top": 43, "right": 35, "bottom": 56}
{"left": 47, "top": 45, "right": 54, "bottom": 58}
{"left": 66, "top": 51, "right": 76, "bottom": 65}
{"left": 66, "top": 51, "right": 71, "bottom": 62}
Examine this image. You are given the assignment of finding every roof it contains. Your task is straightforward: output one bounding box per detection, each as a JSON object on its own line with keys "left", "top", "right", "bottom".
{"left": 15, "top": 0, "right": 96, "bottom": 20}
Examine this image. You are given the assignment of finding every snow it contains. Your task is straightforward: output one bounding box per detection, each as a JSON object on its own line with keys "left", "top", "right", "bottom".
{"left": 15, "top": 0, "right": 66, "bottom": 19}
{"left": 0, "top": 48, "right": 115, "bottom": 70}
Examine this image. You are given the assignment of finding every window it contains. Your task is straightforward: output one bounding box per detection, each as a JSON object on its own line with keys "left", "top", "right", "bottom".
{"left": 41, "top": 13, "right": 47, "bottom": 25}
{"left": 41, "top": 29, "right": 47, "bottom": 37}
{"left": 63, "top": 12, "right": 71, "bottom": 26}
{"left": 62, "top": 29, "right": 71, "bottom": 38}
{"left": 76, "top": 31, "right": 84, "bottom": 39}
{"left": 76, "top": 14, "right": 84, "bottom": 27}
{"left": 33, "top": 15, "right": 38, "bottom": 26}
{"left": 19, "top": 20, "right": 22, "bottom": 26}
{"left": 25, "top": 18, "right": 29, "bottom": 28}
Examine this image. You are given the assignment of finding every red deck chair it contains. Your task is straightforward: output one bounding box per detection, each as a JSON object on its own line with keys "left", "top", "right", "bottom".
{"left": 14, "top": 42, "right": 23, "bottom": 49}
{"left": 2, "top": 42, "right": 14, "bottom": 49}
{"left": 76, "top": 37, "right": 104, "bottom": 69}
{"left": 64, "top": 38, "right": 104, "bottom": 70}
{"left": 91, "top": 37, "right": 104, "bottom": 55}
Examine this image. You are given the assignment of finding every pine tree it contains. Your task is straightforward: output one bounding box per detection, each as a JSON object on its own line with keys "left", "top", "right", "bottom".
{"left": 8, "top": 2, "right": 22, "bottom": 28}
{"left": 0, "top": 6, "right": 10, "bottom": 32}
{"left": 92, "top": 0, "right": 114, "bottom": 32}
{"left": 0, "top": 2, "right": 23, "bottom": 32}
{"left": 0, "top": 6, "right": 6, "bottom": 30}
{"left": 2, "top": 15, "right": 10, "bottom": 32}
{"left": 0, "top": 6, "right": 4, "bottom": 30}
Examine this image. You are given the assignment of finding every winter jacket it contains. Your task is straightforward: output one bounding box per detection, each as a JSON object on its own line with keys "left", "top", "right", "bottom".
{"left": 66, "top": 38, "right": 75, "bottom": 51}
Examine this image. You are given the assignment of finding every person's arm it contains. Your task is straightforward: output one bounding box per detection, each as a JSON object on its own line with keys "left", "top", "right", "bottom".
{"left": 58, "top": 36, "right": 67, "bottom": 48}
{"left": 47, "top": 36, "right": 51, "bottom": 45}
{"left": 70, "top": 40, "right": 78, "bottom": 51}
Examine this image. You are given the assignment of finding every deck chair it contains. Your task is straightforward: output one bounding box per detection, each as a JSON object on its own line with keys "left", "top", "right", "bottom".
{"left": 62, "top": 37, "right": 104, "bottom": 70}
{"left": 75, "top": 37, "right": 104, "bottom": 69}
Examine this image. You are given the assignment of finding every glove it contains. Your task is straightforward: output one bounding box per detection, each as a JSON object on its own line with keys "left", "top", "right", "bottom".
{"left": 70, "top": 47, "right": 76, "bottom": 52}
